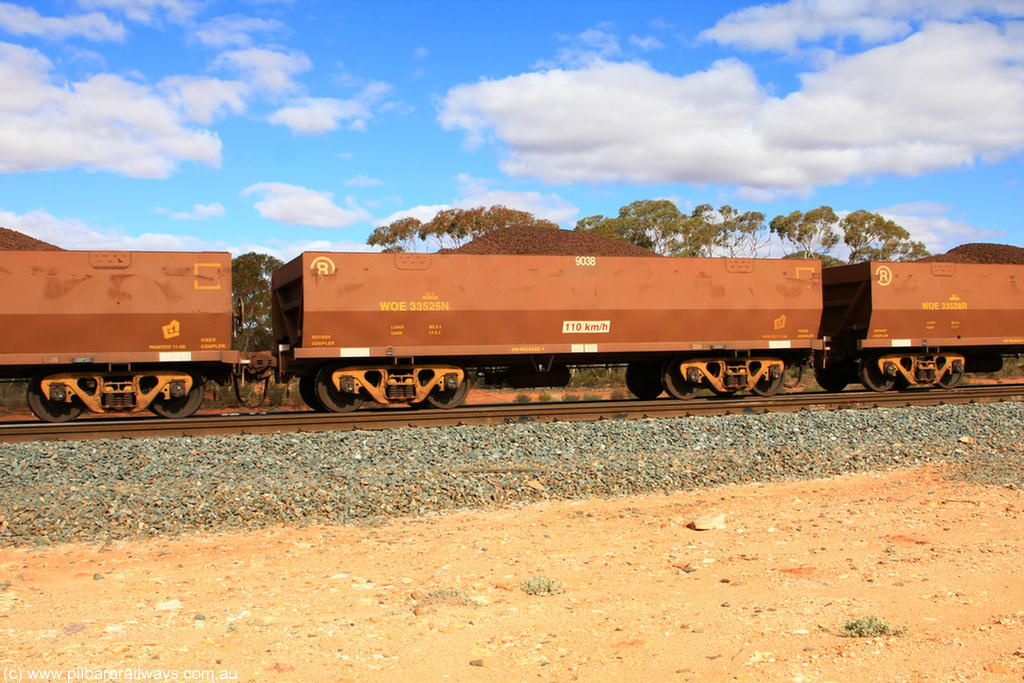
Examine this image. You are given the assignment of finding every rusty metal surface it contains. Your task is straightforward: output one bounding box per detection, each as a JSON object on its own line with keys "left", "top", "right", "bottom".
{"left": 0, "top": 251, "right": 234, "bottom": 369}
{"left": 822, "top": 261, "right": 1024, "bottom": 351}
{"left": 274, "top": 252, "right": 822, "bottom": 366}
{"left": 2, "top": 384, "right": 1022, "bottom": 444}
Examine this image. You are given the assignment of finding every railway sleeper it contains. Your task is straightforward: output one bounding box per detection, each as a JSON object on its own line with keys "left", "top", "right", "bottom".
{"left": 674, "top": 357, "right": 786, "bottom": 396}
{"left": 326, "top": 365, "right": 466, "bottom": 406}
{"left": 864, "top": 353, "right": 965, "bottom": 391}
{"left": 33, "top": 371, "right": 199, "bottom": 419}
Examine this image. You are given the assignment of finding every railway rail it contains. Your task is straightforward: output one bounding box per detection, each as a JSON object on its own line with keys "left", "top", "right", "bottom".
{"left": 1, "top": 384, "right": 1022, "bottom": 444}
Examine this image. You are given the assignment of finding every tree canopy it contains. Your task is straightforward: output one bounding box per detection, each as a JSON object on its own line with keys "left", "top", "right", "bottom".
{"left": 575, "top": 200, "right": 770, "bottom": 258}
{"left": 578, "top": 199, "right": 928, "bottom": 263}
{"left": 367, "top": 206, "right": 559, "bottom": 252}
{"left": 840, "top": 210, "right": 929, "bottom": 263}
{"left": 232, "top": 252, "right": 283, "bottom": 352}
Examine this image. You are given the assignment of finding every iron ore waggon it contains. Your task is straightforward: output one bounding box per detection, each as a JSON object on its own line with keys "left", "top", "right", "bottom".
{"left": 816, "top": 260, "right": 1024, "bottom": 391}
{"left": 0, "top": 250, "right": 238, "bottom": 422}
{"left": 272, "top": 251, "right": 823, "bottom": 411}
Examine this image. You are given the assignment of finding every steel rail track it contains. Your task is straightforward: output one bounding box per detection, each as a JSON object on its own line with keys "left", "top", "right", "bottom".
{"left": 1, "top": 384, "right": 1022, "bottom": 444}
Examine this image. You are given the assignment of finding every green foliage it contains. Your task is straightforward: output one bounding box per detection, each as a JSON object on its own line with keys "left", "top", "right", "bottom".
{"left": 514, "top": 393, "right": 532, "bottom": 403}
{"left": 568, "top": 366, "right": 627, "bottom": 388}
{"left": 840, "top": 210, "right": 930, "bottom": 262}
{"left": 0, "top": 381, "right": 26, "bottom": 412}
{"left": 521, "top": 575, "right": 565, "bottom": 596}
{"left": 367, "top": 205, "right": 558, "bottom": 252}
{"left": 769, "top": 206, "right": 841, "bottom": 262}
{"left": 561, "top": 393, "right": 582, "bottom": 402}
{"left": 839, "top": 616, "right": 906, "bottom": 638}
{"left": 232, "top": 252, "right": 284, "bottom": 352}
{"left": 575, "top": 200, "right": 771, "bottom": 258}
{"left": 718, "top": 204, "right": 769, "bottom": 257}
{"left": 537, "top": 392, "right": 554, "bottom": 402}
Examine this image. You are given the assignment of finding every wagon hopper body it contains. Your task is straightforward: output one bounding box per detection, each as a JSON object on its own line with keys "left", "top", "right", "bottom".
{"left": 817, "top": 261, "right": 1024, "bottom": 391}
{"left": 0, "top": 251, "right": 237, "bottom": 421}
{"left": 272, "top": 252, "right": 822, "bottom": 411}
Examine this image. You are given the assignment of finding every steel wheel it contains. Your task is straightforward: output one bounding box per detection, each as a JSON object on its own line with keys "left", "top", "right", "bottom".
{"left": 751, "top": 369, "right": 785, "bottom": 397}
{"left": 314, "top": 366, "right": 364, "bottom": 413}
{"left": 626, "top": 362, "right": 663, "bottom": 399}
{"left": 27, "top": 377, "right": 83, "bottom": 423}
{"left": 936, "top": 364, "right": 965, "bottom": 389}
{"left": 299, "top": 373, "right": 326, "bottom": 411}
{"left": 858, "top": 358, "right": 895, "bottom": 392}
{"left": 150, "top": 376, "right": 205, "bottom": 418}
{"left": 425, "top": 373, "right": 471, "bottom": 409}
{"left": 661, "top": 359, "right": 699, "bottom": 399}
{"left": 814, "top": 367, "right": 849, "bottom": 393}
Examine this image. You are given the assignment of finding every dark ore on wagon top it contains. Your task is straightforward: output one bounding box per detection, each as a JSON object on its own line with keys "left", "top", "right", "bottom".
{"left": 0, "top": 227, "right": 63, "bottom": 251}
{"left": 441, "top": 225, "right": 659, "bottom": 257}
{"left": 918, "top": 243, "right": 1024, "bottom": 264}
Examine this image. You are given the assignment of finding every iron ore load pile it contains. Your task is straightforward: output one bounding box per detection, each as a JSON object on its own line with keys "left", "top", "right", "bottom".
{"left": 442, "top": 224, "right": 659, "bottom": 257}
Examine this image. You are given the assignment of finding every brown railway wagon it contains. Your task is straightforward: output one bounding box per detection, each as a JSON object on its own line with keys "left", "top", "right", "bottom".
{"left": 273, "top": 252, "right": 822, "bottom": 411}
{"left": 817, "top": 260, "right": 1024, "bottom": 392}
{"left": 0, "top": 251, "right": 237, "bottom": 421}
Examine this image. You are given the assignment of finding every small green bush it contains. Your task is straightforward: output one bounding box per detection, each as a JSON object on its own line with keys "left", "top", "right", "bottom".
{"left": 839, "top": 616, "right": 906, "bottom": 638}
{"left": 537, "top": 392, "right": 554, "bottom": 402}
{"left": 514, "top": 393, "right": 532, "bottom": 403}
{"left": 561, "top": 393, "right": 581, "bottom": 402}
{"left": 521, "top": 575, "right": 564, "bottom": 596}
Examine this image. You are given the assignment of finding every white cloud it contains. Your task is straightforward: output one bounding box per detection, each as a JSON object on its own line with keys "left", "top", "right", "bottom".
{"left": 378, "top": 175, "right": 579, "bottom": 229}
{"left": 453, "top": 174, "right": 578, "bottom": 225}
{"left": 439, "top": 21, "right": 1024, "bottom": 194}
{"left": 213, "top": 47, "right": 311, "bottom": 94}
{"left": 241, "top": 182, "right": 370, "bottom": 228}
{"left": 0, "top": 2, "right": 125, "bottom": 41}
{"left": 0, "top": 42, "right": 221, "bottom": 177}
{"left": 701, "top": 0, "right": 1024, "bottom": 52}
{"left": 345, "top": 174, "right": 382, "bottom": 187}
{"left": 77, "top": 0, "right": 198, "bottom": 25}
{"left": 268, "top": 82, "right": 392, "bottom": 134}
{"left": 878, "top": 201, "right": 1004, "bottom": 253}
{"left": 629, "top": 35, "right": 663, "bottom": 51}
{"left": 157, "top": 202, "right": 226, "bottom": 220}
{"left": 194, "top": 14, "right": 285, "bottom": 48}
{"left": 1, "top": 208, "right": 372, "bottom": 261}
{"left": 0, "top": 209, "right": 221, "bottom": 250}
{"left": 378, "top": 204, "right": 451, "bottom": 226}
{"left": 535, "top": 27, "right": 623, "bottom": 68}
{"left": 158, "top": 75, "right": 250, "bottom": 124}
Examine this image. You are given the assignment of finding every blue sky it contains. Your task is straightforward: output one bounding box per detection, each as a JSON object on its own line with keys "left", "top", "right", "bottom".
{"left": 0, "top": 0, "right": 1022, "bottom": 260}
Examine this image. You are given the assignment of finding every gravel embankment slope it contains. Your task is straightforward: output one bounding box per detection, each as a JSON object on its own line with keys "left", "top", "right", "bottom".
{"left": 2, "top": 401, "right": 1022, "bottom": 547}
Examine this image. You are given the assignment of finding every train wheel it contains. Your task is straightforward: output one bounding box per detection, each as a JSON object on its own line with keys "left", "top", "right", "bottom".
{"left": 858, "top": 359, "right": 895, "bottom": 392}
{"left": 751, "top": 370, "right": 785, "bottom": 397}
{"left": 937, "top": 365, "right": 965, "bottom": 389}
{"left": 27, "top": 377, "right": 83, "bottom": 423}
{"left": 425, "top": 373, "right": 471, "bottom": 409}
{"left": 814, "top": 367, "right": 849, "bottom": 393}
{"left": 299, "top": 373, "right": 326, "bottom": 411}
{"left": 314, "top": 366, "right": 364, "bottom": 413}
{"left": 150, "top": 375, "right": 205, "bottom": 418}
{"left": 662, "top": 359, "right": 699, "bottom": 399}
{"left": 626, "top": 362, "right": 663, "bottom": 399}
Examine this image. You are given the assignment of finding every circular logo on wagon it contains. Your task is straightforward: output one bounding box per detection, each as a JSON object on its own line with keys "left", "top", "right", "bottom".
{"left": 875, "top": 265, "right": 893, "bottom": 287}
{"left": 310, "top": 256, "right": 336, "bottom": 276}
